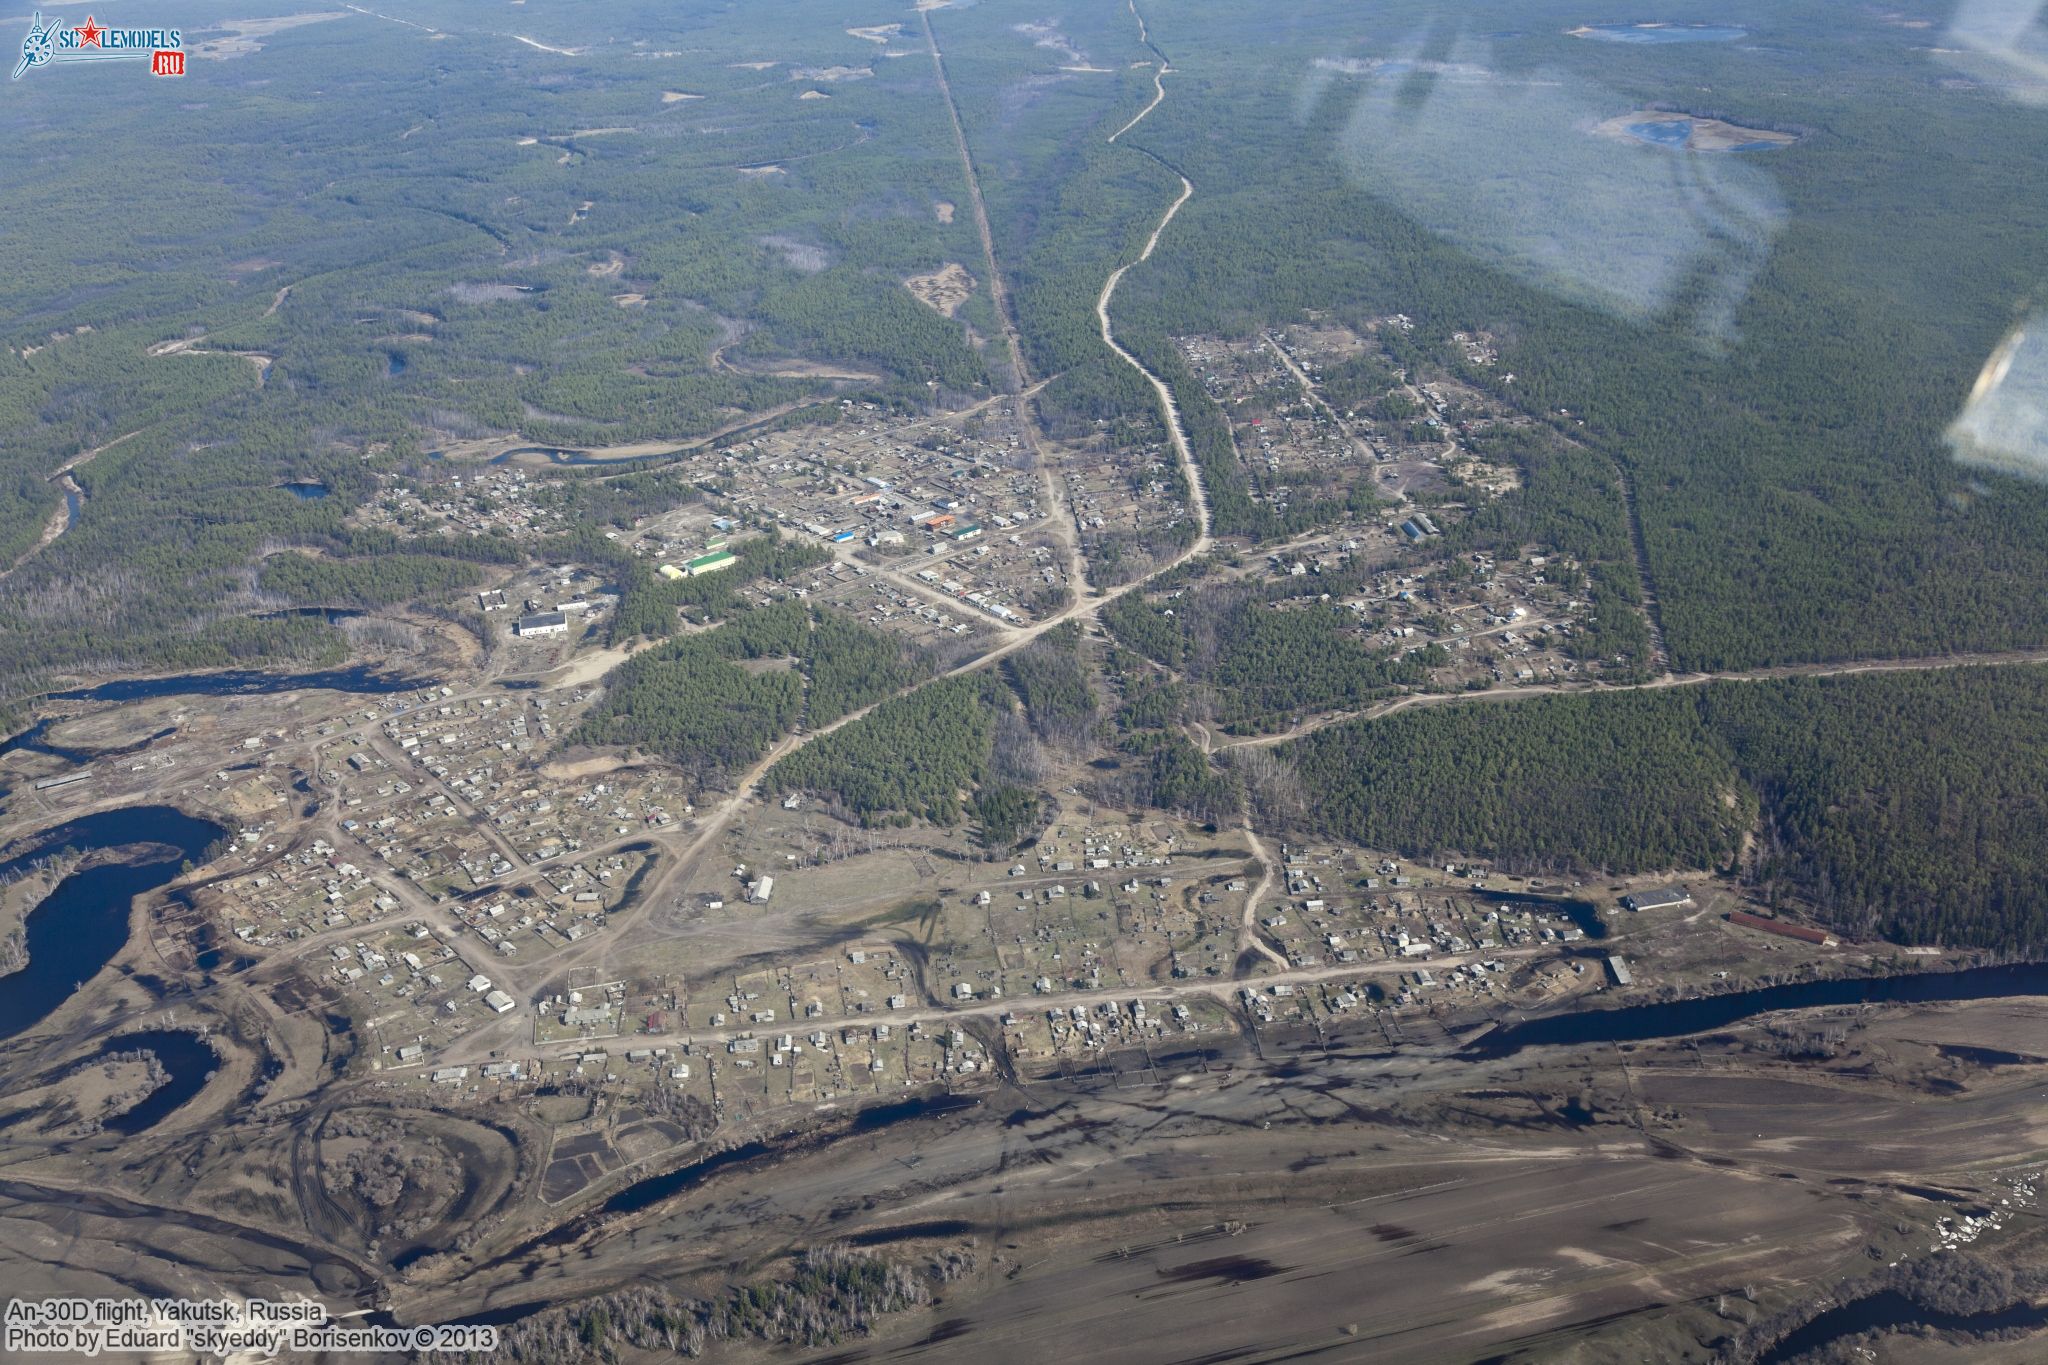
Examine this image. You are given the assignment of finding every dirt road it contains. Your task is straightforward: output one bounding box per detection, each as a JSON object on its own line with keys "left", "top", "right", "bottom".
{"left": 921, "top": 7, "right": 1092, "bottom": 597}
{"left": 1210, "top": 645, "right": 2048, "bottom": 751}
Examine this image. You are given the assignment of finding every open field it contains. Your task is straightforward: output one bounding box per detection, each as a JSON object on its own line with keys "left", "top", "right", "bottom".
{"left": 905, "top": 263, "right": 977, "bottom": 318}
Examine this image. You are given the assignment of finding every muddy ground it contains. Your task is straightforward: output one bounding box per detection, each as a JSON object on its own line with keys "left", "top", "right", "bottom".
{"left": 5, "top": 980, "right": 2048, "bottom": 1362}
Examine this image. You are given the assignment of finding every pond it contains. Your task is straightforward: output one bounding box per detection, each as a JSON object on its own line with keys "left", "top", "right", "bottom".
{"left": 598, "top": 1094, "right": 979, "bottom": 1217}
{"left": 600, "top": 1139, "right": 775, "bottom": 1217}
{"left": 79, "top": 1028, "right": 221, "bottom": 1135}
{"left": 1603, "top": 110, "right": 1798, "bottom": 153}
{"left": 1625, "top": 117, "right": 1693, "bottom": 148}
{"left": 0, "top": 806, "right": 226, "bottom": 1042}
{"left": 281, "top": 480, "right": 330, "bottom": 500}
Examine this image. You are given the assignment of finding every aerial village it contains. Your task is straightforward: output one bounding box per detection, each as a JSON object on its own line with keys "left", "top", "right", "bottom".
{"left": 0, "top": 314, "right": 1843, "bottom": 1156}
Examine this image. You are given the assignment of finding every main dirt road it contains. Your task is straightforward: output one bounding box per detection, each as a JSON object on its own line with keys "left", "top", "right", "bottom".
{"left": 1209, "top": 645, "right": 2048, "bottom": 751}
{"left": 921, "top": 6, "right": 1092, "bottom": 598}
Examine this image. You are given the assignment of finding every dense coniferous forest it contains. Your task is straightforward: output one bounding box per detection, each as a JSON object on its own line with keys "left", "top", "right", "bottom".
{"left": 258, "top": 554, "right": 485, "bottom": 610}
{"left": 1003, "top": 623, "right": 1096, "bottom": 745}
{"left": 8, "top": 0, "right": 2041, "bottom": 693}
{"left": 1101, "top": 0, "right": 2048, "bottom": 671}
{"left": 970, "top": 783, "right": 1050, "bottom": 856}
{"left": 1279, "top": 666, "right": 2048, "bottom": 953}
{"left": 4, "top": 0, "right": 2048, "bottom": 958}
{"left": 576, "top": 600, "right": 929, "bottom": 784}
{"left": 0, "top": 0, "right": 992, "bottom": 721}
{"left": 1701, "top": 669, "right": 2048, "bottom": 953}
{"left": 763, "top": 675, "right": 1008, "bottom": 826}
{"left": 578, "top": 637, "right": 804, "bottom": 786}
{"left": 1278, "top": 689, "right": 1753, "bottom": 876}
{"left": 1124, "top": 730, "right": 1241, "bottom": 830}
{"left": 1103, "top": 582, "right": 1425, "bottom": 733}
{"left": 804, "top": 608, "right": 934, "bottom": 727}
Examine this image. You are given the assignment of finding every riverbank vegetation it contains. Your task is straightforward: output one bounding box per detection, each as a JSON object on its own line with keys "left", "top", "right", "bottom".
{"left": 471, "top": 1243, "right": 948, "bottom": 1362}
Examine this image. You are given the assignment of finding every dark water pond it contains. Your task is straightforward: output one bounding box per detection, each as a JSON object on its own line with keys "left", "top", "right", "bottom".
{"left": 598, "top": 1094, "right": 979, "bottom": 1217}
{"left": 1621, "top": 116, "right": 1790, "bottom": 153}
{"left": 49, "top": 665, "right": 430, "bottom": 702}
{"left": 601, "top": 1139, "right": 775, "bottom": 1217}
{"left": 1626, "top": 118, "right": 1694, "bottom": 147}
{"left": 1936, "top": 1042, "right": 2041, "bottom": 1067}
{"left": 282, "top": 480, "right": 329, "bottom": 499}
{"left": 0, "top": 806, "right": 225, "bottom": 1041}
{"left": 79, "top": 1028, "right": 221, "bottom": 1135}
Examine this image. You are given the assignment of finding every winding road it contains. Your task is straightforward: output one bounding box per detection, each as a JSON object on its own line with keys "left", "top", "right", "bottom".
{"left": 1236, "top": 823, "right": 1290, "bottom": 973}
{"left": 1095, "top": 171, "right": 1206, "bottom": 548}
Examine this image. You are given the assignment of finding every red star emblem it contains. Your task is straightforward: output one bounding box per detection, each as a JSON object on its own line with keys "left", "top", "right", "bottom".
{"left": 76, "top": 16, "right": 103, "bottom": 47}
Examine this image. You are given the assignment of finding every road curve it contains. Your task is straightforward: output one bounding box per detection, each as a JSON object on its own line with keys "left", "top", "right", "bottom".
{"left": 1236, "top": 823, "right": 1291, "bottom": 973}
{"left": 1095, "top": 172, "right": 1207, "bottom": 549}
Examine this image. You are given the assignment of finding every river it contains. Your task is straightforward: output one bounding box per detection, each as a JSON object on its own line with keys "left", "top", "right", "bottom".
{"left": 1466, "top": 962, "right": 2048, "bottom": 1058}
{"left": 1757, "top": 1288, "right": 2048, "bottom": 1362}
{"left": 48, "top": 665, "right": 431, "bottom": 703}
{"left": 1, "top": 719, "right": 178, "bottom": 766}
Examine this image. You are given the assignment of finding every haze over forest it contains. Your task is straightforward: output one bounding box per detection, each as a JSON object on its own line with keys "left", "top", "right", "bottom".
{"left": 3, "top": 1, "right": 2048, "bottom": 1362}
